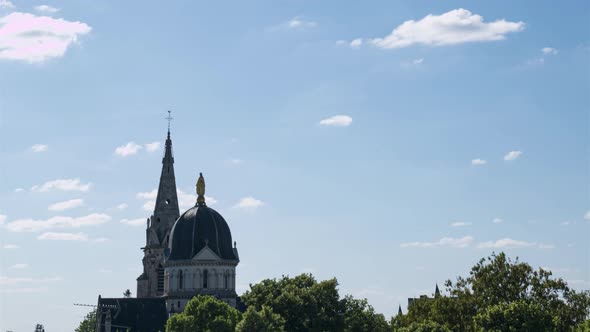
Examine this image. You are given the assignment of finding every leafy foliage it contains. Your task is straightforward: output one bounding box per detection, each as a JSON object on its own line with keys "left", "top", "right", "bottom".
{"left": 397, "top": 252, "right": 590, "bottom": 331}
{"left": 342, "top": 295, "right": 389, "bottom": 332}
{"left": 473, "top": 300, "right": 554, "bottom": 331}
{"left": 75, "top": 309, "right": 96, "bottom": 332}
{"left": 235, "top": 305, "right": 286, "bottom": 332}
{"left": 166, "top": 295, "right": 241, "bottom": 332}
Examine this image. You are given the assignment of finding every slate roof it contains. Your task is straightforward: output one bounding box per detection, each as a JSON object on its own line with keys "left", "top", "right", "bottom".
{"left": 96, "top": 297, "right": 167, "bottom": 332}
{"left": 167, "top": 205, "right": 238, "bottom": 261}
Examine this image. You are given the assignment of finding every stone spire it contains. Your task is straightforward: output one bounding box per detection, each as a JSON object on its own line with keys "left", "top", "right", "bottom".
{"left": 435, "top": 283, "right": 441, "bottom": 298}
{"left": 398, "top": 304, "right": 402, "bottom": 316}
{"left": 151, "top": 118, "right": 180, "bottom": 243}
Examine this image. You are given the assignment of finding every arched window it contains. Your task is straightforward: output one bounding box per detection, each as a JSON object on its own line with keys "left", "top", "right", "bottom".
{"left": 203, "top": 270, "right": 208, "bottom": 289}
{"left": 224, "top": 272, "right": 229, "bottom": 289}
{"left": 178, "top": 270, "right": 183, "bottom": 290}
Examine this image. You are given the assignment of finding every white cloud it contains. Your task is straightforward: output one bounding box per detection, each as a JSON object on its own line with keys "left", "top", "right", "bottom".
{"left": 0, "top": 12, "right": 91, "bottom": 63}
{"left": 0, "top": 214, "right": 6, "bottom": 225}
{"left": 560, "top": 221, "right": 570, "bottom": 226}
{"left": 34, "top": 5, "right": 59, "bottom": 13}
{"left": 31, "top": 178, "right": 91, "bottom": 192}
{"left": 93, "top": 237, "right": 109, "bottom": 243}
{"left": 542, "top": 47, "right": 558, "bottom": 55}
{"left": 538, "top": 243, "right": 555, "bottom": 249}
{"left": 228, "top": 158, "right": 243, "bottom": 165}
{"left": 9, "top": 263, "right": 28, "bottom": 269}
{"left": 504, "top": 150, "right": 522, "bottom": 161}
{"left": 144, "top": 141, "right": 161, "bottom": 152}
{"left": 400, "top": 236, "right": 473, "bottom": 248}
{"left": 48, "top": 198, "right": 84, "bottom": 211}
{"left": 136, "top": 189, "right": 157, "bottom": 200}
{"left": 142, "top": 200, "right": 155, "bottom": 212}
{"left": 120, "top": 218, "right": 145, "bottom": 226}
{"left": 0, "top": 0, "right": 14, "bottom": 9}
{"left": 14, "top": 188, "right": 24, "bottom": 192}
{"left": 0, "top": 286, "right": 51, "bottom": 293}
{"left": 5, "top": 213, "right": 111, "bottom": 232}
{"left": 471, "top": 158, "right": 487, "bottom": 165}
{"left": 37, "top": 232, "right": 88, "bottom": 241}
{"left": 31, "top": 144, "right": 48, "bottom": 152}
{"left": 234, "top": 196, "right": 265, "bottom": 209}
{"left": 526, "top": 57, "right": 545, "bottom": 66}
{"left": 350, "top": 38, "right": 362, "bottom": 48}
{"left": 319, "top": 115, "right": 353, "bottom": 127}
{"left": 477, "top": 238, "right": 535, "bottom": 249}
{"left": 492, "top": 218, "right": 503, "bottom": 224}
{"left": 3, "top": 244, "right": 18, "bottom": 249}
{"left": 117, "top": 203, "right": 128, "bottom": 210}
{"left": 371, "top": 8, "right": 524, "bottom": 49}
{"left": 115, "top": 142, "right": 143, "bottom": 156}
{"left": 412, "top": 58, "right": 424, "bottom": 65}
{"left": 0, "top": 276, "right": 62, "bottom": 285}
{"left": 584, "top": 211, "right": 590, "bottom": 221}
{"left": 288, "top": 16, "right": 316, "bottom": 29}
{"left": 450, "top": 221, "right": 472, "bottom": 227}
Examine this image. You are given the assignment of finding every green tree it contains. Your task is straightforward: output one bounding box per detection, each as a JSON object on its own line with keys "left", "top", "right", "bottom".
{"left": 165, "top": 295, "right": 241, "bottom": 332}
{"left": 235, "top": 305, "right": 286, "bottom": 332}
{"left": 399, "top": 252, "right": 590, "bottom": 331}
{"left": 473, "top": 300, "right": 554, "bottom": 332}
{"left": 342, "top": 295, "right": 389, "bottom": 332}
{"left": 395, "top": 321, "right": 451, "bottom": 332}
{"left": 241, "top": 273, "right": 345, "bottom": 332}
{"left": 75, "top": 309, "right": 96, "bottom": 332}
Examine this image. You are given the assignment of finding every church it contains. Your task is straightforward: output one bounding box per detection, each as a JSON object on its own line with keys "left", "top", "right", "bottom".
{"left": 95, "top": 123, "right": 240, "bottom": 331}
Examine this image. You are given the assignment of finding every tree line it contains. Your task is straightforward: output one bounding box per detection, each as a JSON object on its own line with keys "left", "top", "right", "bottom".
{"left": 77, "top": 252, "right": 590, "bottom": 331}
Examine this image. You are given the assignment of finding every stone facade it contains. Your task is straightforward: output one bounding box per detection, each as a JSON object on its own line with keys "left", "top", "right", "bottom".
{"left": 164, "top": 244, "right": 239, "bottom": 313}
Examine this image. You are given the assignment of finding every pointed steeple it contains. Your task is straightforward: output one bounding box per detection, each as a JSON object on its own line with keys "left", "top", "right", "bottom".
{"left": 151, "top": 114, "right": 180, "bottom": 243}
{"left": 435, "top": 283, "right": 441, "bottom": 297}
{"left": 398, "top": 304, "right": 402, "bottom": 316}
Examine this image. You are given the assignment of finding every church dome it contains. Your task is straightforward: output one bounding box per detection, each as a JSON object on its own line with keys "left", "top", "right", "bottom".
{"left": 167, "top": 173, "right": 238, "bottom": 261}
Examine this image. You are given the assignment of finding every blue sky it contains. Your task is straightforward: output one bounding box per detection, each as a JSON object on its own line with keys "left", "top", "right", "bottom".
{"left": 1, "top": 0, "right": 589, "bottom": 330}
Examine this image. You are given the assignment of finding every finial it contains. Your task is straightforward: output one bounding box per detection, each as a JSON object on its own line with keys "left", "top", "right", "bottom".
{"left": 196, "top": 172, "right": 206, "bottom": 206}
{"left": 166, "top": 110, "right": 173, "bottom": 138}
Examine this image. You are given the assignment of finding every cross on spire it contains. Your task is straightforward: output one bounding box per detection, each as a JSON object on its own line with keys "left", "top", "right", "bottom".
{"left": 166, "top": 110, "right": 173, "bottom": 136}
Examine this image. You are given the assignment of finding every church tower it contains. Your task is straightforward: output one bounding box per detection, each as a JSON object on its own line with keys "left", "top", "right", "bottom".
{"left": 137, "top": 113, "right": 181, "bottom": 298}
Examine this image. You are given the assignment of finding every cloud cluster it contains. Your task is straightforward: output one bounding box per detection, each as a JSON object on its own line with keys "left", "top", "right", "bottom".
{"left": 115, "top": 141, "right": 161, "bottom": 156}
{"left": 0, "top": 0, "right": 14, "bottom": 9}
{"left": 5, "top": 213, "right": 111, "bottom": 232}
{"left": 31, "top": 144, "right": 48, "bottom": 152}
{"left": 400, "top": 236, "right": 474, "bottom": 248}
{"left": 34, "top": 5, "right": 59, "bottom": 13}
{"left": 120, "top": 218, "right": 145, "bottom": 226}
{"left": 234, "top": 196, "right": 265, "bottom": 209}
{"left": 37, "top": 232, "right": 89, "bottom": 241}
{"left": 450, "top": 221, "right": 472, "bottom": 227}
{"left": 477, "top": 238, "right": 553, "bottom": 249}
{"left": 288, "top": 16, "right": 316, "bottom": 29}
{"left": 31, "top": 178, "right": 91, "bottom": 192}
{"left": 0, "top": 12, "right": 91, "bottom": 63}
{"left": 504, "top": 150, "right": 522, "bottom": 161}
{"left": 319, "top": 115, "right": 353, "bottom": 127}
{"left": 371, "top": 9, "right": 524, "bottom": 49}
{"left": 471, "top": 159, "right": 487, "bottom": 166}
{"left": 48, "top": 198, "right": 84, "bottom": 211}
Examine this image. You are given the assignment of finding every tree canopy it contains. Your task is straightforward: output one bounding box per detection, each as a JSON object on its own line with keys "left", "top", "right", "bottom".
{"left": 396, "top": 252, "right": 590, "bottom": 331}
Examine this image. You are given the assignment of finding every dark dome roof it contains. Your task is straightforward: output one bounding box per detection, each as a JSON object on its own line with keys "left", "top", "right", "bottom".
{"left": 167, "top": 205, "right": 238, "bottom": 261}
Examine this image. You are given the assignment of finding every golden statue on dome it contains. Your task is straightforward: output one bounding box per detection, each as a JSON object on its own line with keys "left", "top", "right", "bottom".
{"left": 196, "top": 172, "right": 206, "bottom": 205}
